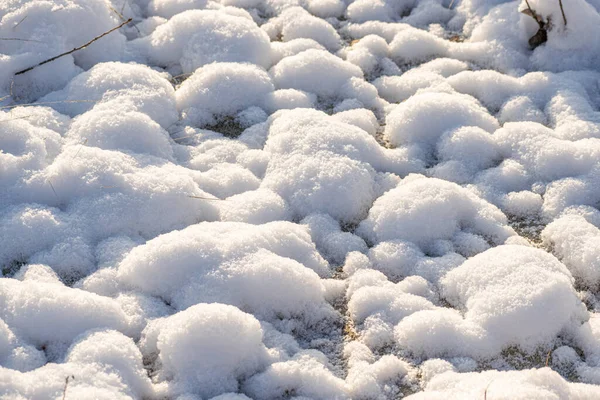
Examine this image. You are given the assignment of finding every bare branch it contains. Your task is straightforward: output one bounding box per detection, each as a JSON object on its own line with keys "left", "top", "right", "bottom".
{"left": 15, "top": 18, "right": 131, "bottom": 76}
{"left": 558, "top": 0, "right": 567, "bottom": 26}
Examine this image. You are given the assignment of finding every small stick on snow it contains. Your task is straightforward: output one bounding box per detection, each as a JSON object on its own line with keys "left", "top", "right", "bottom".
{"left": 14, "top": 18, "right": 131, "bottom": 76}
{"left": 483, "top": 379, "right": 495, "bottom": 400}
{"left": 12, "top": 15, "right": 27, "bottom": 31}
{"left": 0, "top": 99, "right": 97, "bottom": 110}
{"left": 72, "top": 139, "right": 88, "bottom": 159}
{"left": 187, "top": 195, "right": 226, "bottom": 201}
{"left": 110, "top": 6, "right": 140, "bottom": 34}
{"left": 172, "top": 132, "right": 201, "bottom": 142}
{"left": 48, "top": 180, "right": 59, "bottom": 200}
{"left": 0, "top": 81, "right": 14, "bottom": 103}
{"left": 558, "top": 0, "right": 567, "bottom": 26}
{"left": 0, "top": 37, "right": 44, "bottom": 43}
{"left": 545, "top": 349, "right": 552, "bottom": 367}
{"left": 0, "top": 114, "right": 34, "bottom": 123}
{"left": 62, "top": 375, "right": 74, "bottom": 400}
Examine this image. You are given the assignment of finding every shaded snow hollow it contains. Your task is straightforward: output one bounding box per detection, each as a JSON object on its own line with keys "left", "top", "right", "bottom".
{"left": 2, "top": 0, "right": 600, "bottom": 399}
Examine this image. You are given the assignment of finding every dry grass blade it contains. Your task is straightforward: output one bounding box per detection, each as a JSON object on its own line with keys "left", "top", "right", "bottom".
{"left": 72, "top": 139, "right": 88, "bottom": 159}
{"left": 15, "top": 18, "right": 132, "bottom": 76}
{"left": 0, "top": 37, "right": 44, "bottom": 43}
{"left": 187, "top": 195, "right": 226, "bottom": 201}
{"left": 12, "top": 15, "right": 27, "bottom": 31}
{"left": 0, "top": 114, "right": 35, "bottom": 123}
{"left": 172, "top": 132, "right": 201, "bottom": 142}
{"left": 48, "top": 180, "right": 59, "bottom": 200}
{"left": 0, "top": 99, "right": 97, "bottom": 110}
{"left": 0, "top": 81, "right": 15, "bottom": 103}
{"left": 170, "top": 72, "right": 193, "bottom": 84}
{"left": 483, "top": 379, "right": 495, "bottom": 400}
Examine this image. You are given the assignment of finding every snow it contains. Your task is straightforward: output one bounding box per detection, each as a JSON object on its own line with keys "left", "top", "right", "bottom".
{"left": 138, "top": 10, "right": 271, "bottom": 72}
{"left": 441, "top": 245, "right": 586, "bottom": 354}
{"left": 406, "top": 368, "right": 600, "bottom": 399}
{"left": 269, "top": 49, "right": 363, "bottom": 100}
{"left": 176, "top": 62, "right": 274, "bottom": 124}
{"left": 4, "top": 0, "right": 600, "bottom": 397}
{"left": 356, "top": 175, "right": 515, "bottom": 252}
{"left": 145, "top": 303, "right": 270, "bottom": 398}
{"left": 39, "top": 62, "right": 178, "bottom": 128}
{"left": 542, "top": 212, "right": 600, "bottom": 288}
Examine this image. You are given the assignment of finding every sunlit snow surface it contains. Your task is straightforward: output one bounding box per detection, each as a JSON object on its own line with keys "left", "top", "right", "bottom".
{"left": 2, "top": 0, "right": 600, "bottom": 398}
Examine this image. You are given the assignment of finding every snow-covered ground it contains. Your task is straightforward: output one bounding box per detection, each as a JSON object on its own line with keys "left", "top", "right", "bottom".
{"left": 2, "top": 0, "right": 600, "bottom": 398}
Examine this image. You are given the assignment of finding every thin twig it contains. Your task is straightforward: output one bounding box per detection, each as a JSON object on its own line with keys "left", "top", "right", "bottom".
{"left": 0, "top": 114, "right": 34, "bottom": 123}
{"left": 0, "top": 37, "right": 44, "bottom": 43}
{"left": 483, "top": 379, "right": 495, "bottom": 400}
{"left": 0, "top": 81, "right": 14, "bottom": 103}
{"left": 0, "top": 99, "right": 97, "bottom": 110}
{"left": 523, "top": 0, "right": 544, "bottom": 27}
{"left": 48, "top": 180, "right": 58, "bottom": 200}
{"left": 15, "top": 18, "right": 131, "bottom": 76}
{"left": 545, "top": 349, "right": 552, "bottom": 367}
{"left": 170, "top": 72, "right": 193, "bottom": 83}
{"left": 558, "top": 0, "right": 567, "bottom": 26}
{"left": 109, "top": 6, "right": 140, "bottom": 34}
{"left": 187, "top": 195, "right": 226, "bottom": 201}
{"left": 62, "top": 375, "right": 74, "bottom": 400}
{"left": 448, "top": 0, "right": 456, "bottom": 9}
{"left": 12, "top": 15, "right": 27, "bottom": 31}
{"left": 172, "top": 132, "right": 201, "bottom": 142}
{"left": 72, "top": 139, "right": 88, "bottom": 159}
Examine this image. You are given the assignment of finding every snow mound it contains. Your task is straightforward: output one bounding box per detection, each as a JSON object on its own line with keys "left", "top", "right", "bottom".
{"left": 141, "top": 10, "right": 271, "bottom": 72}
{"left": 144, "top": 303, "right": 269, "bottom": 398}
{"left": 66, "top": 329, "right": 153, "bottom": 397}
{"left": 263, "top": 108, "right": 419, "bottom": 174}
{"left": 244, "top": 351, "right": 348, "bottom": 400}
{"left": 148, "top": 0, "right": 210, "bottom": 18}
{"left": 265, "top": 7, "right": 342, "bottom": 51}
{"left": 357, "top": 175, "right": 515, "bottom": 254}
{"left": 118, "top": 221, "right": 330, "bottom": 312}
{"left": 40, "top": 62, "right": 178, "bottom": 128}
{"left": 542, "top": 212, "right": 600, "bottom": 289}
{"left": 441, "top": 245, "right": 586, "bottom": 353}
{"left": 270, "top": 49, "right": 363, "bottom": 100}
{"left": 406, "top": 368, "right": 600, "bottom": 400}
{"left": 262, "top": 151, "right": 377, "bottom": 223}
{"left": 384, "top": 91, "right": 499, "bottom": 164}
{"left": 176, "top": 62, "right": 273, "bottom": 124}
{"left": 0, "top": 279, "right": 130, "bottom": 348}
{"left": 24, "top": 146, "right": 219, "bottom": 239}
{"left": 66, "top": 109, "right": 174, "bottom": 159}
